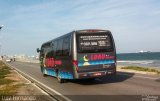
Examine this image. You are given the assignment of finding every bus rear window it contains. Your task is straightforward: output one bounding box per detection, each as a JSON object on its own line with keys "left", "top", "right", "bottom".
{"left": 76, "top": 33, "right": 113, "bottom": 53}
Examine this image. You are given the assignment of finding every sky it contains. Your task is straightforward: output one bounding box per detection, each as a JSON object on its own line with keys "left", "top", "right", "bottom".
{"left": 0, "top": 0, "right": 160, "bottom": 55}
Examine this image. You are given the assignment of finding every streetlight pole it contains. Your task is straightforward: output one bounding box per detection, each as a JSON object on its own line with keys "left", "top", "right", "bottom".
{"left": 0, "top": 25, "right": 4, "bottom": 58}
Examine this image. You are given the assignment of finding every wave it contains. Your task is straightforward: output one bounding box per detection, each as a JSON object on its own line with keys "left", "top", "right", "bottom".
{"left": 117, "top": 60, "right": 155, "bottom": 65}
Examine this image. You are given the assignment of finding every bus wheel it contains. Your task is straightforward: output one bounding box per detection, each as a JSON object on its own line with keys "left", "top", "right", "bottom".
{"left": 42, "top": 68, "right": 48, "bottom": 77}
{"left": 43, "top": 74, "right": 48, "bottom": 77}
{"left": 88, "top": 78, "right": 96, "bottom": 81}
{"left": 57, "top": 71, "right": 64, "bottom": 83}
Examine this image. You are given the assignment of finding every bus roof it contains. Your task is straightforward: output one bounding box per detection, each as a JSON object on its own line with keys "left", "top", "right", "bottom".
{"left": 76, "top": 29, "right": 110, "bottom": 33}
{"left": 41, "top": 29, "right": 111, "bottom": 47}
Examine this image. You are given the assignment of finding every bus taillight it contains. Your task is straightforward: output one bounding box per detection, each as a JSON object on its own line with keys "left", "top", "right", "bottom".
{"left": 73, "top": 60, "right": 78, "bottom": 71}
{"left": 114, "top": 56, "right": 117, "bottom": 67}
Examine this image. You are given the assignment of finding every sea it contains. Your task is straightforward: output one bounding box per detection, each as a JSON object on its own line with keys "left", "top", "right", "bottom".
{"left": 117, "top": 52, "right": 160, "bottom": 69}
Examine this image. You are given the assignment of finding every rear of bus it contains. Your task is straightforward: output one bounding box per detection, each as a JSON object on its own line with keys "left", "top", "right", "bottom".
{"left": 72, "top": 29, "right": 116, "bottom": 79}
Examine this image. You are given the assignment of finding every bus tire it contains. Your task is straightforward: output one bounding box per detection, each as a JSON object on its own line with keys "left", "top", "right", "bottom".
{"left": 43, "top": 74, "right": 48, "bottom": 77}
{"left": 57, "top": 71, "right": 64, "bottom": 83}
{"left": 112, "top": 70, "right": 117, "bottom": 75}
{"left": 88, "top": 78, "right": 96, "bottom": 81}
{"left": 42, "top": 68, "right": 48, "bottom": 77}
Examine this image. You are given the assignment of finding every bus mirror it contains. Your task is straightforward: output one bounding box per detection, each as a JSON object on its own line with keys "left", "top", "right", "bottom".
{"left": 37, "top": 48, "right": 41, "bottom": 53}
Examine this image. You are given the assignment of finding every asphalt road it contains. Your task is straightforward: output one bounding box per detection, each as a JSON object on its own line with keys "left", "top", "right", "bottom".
{"left": 7, "top": 61, "right": 160, "bottom": 101}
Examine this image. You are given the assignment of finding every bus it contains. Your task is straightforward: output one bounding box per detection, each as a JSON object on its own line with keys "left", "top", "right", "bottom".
{"left": 37, "top": 29, "right": 116, "bottom": 83}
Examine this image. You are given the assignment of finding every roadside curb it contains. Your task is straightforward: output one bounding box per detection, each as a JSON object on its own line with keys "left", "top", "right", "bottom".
{"left": 4, "top": 62, "right": 71, "bottom": 101}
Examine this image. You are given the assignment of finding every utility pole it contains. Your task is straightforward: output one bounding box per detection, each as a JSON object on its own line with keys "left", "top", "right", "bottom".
{"left": 0, "top": 25, "right": 4, "bottom": 57}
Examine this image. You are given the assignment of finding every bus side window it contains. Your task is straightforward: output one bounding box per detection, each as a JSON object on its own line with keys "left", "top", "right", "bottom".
{"left": 52, "top": 41, "right": 56, "bottom": 55}
{"left": 40, "top": 48, "right": 44, "bottom": 58}
{"left": 56, "top": 39, "right": 63, "bottom": 56}
{"left": 63, "top": 36, "right": 70, "bottom": 56}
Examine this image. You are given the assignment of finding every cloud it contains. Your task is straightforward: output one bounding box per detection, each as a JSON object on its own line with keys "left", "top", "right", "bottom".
{"left": 1, "top": 0, "right": 160, "bottom": 54}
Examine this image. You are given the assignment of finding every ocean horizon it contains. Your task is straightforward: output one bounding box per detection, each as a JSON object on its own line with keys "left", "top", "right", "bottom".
{"left": 117, "top": 52, "right": 160, "bottom": 68}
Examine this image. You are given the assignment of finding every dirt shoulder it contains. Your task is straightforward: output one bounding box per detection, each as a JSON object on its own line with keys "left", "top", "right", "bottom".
{"left": 0, "top": 61, "right": 53, "bottom": 101}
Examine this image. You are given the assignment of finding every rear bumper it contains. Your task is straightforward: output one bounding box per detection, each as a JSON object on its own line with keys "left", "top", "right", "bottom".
{"left": 77, "top": 69, "right": 116, "bottom": 79}
{"left": 75, "top": 64, "right": 116, "bottom": 79}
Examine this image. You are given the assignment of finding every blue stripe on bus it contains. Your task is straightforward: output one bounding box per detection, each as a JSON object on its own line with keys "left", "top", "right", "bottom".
{"left": 59, "top": 71, "right": 73, "bottom": 79}
{"left": 78, "top": 60, "right": 115, "bottom": 67}
{"left": 41, "top": 67, "right": 73, "bottom": 79}
{"left": 42, "top": 68, "right": 56, "bottom": 77}
{"left": 47, "top": 68, "right": 56, "bottom": 77}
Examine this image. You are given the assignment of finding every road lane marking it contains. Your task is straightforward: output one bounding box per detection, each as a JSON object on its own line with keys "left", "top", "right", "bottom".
{"left": 118, "top": 73, "right": 159, "bottom": 80}
{"left": 6, "top": 63, "right": 72, "bottom": 101}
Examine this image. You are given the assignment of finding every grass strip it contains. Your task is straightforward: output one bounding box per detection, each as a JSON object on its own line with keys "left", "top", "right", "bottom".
{"left": 121, "top": 66, "right": 160, "bottom": 74}
{"left": 0, "top": 61, "right": 22, "bottom": 95}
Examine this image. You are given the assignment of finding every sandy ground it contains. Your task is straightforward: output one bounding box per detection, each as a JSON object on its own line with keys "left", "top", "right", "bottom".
{"left": 5, "top": 70, "right": 40, "bottom": 94}
{"left": 2, "top": 68, "right": 54, "bottom": 101}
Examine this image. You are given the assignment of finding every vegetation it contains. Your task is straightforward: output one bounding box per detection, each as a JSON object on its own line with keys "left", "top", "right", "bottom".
{"left": 0, "top": 61, "right": 21, "bottom": 95}
{"left": 121, "top": 66, "right": 160, "bottom": 74}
